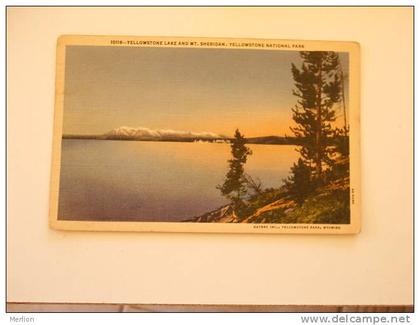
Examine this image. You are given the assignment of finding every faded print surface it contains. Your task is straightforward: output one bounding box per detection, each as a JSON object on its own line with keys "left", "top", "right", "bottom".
{"left": 58, "top": 45, "right": 350, "bottom": 223}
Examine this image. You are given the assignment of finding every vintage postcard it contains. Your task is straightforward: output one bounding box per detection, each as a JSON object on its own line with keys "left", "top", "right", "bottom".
{"left": 49, "top": 35, "right": 360, "bottom": 234}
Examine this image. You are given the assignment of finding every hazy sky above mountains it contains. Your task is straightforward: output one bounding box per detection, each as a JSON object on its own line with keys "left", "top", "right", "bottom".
{"left": 63, "top": 46, "right": 349, "bottom": 137}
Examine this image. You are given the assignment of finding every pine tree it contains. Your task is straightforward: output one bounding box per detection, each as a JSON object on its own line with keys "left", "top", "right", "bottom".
{"left": 285, "top": 158, "right": 314, "bottom": 205}
{"left": 290, "top": 51, "right": 342, "bottom": 181}
{"left": 218, "top": 129, "right": 252, "bottom": 209}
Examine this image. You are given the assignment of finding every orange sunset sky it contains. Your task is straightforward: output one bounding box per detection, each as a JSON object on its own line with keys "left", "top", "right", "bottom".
{"left": 63, "top": 46, "right": 349, "bottom": 137}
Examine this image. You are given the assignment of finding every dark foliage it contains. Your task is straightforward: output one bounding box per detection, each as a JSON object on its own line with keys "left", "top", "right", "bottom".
{"left": 217, "top": 129, "right": 252, "bottom": 218}
{"left": 290, "top": 51, "right": 343, "bottom": 180}
{"left": 284, "top": 158, "right": 316, "bottom": 205}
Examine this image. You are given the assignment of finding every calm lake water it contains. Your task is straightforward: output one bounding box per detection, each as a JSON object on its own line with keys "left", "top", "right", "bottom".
{"left": 58, "top": 139, "right": 299, "bottom": 221}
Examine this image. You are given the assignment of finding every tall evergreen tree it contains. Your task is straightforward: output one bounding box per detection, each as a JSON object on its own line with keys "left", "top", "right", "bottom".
{"left": 218, "top": 129, "right": 252, "bottom": 208}
{"left": 290, "top": 51, "right": 342, "bottom": 181}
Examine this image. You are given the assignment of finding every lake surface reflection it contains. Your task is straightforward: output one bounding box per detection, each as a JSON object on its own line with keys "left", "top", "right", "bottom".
{"left": 58, "top": 139, "right": 299, "bottom": 221}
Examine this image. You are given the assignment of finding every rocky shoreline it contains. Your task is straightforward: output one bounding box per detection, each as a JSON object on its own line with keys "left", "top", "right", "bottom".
{"left": 183, "top": 175, "right": 350, "bottom": 224}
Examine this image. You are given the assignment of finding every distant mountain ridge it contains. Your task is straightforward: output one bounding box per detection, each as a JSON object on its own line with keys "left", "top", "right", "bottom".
{"left": 63, "top": 126, "right": 299, "bottom": 145}
{"left": 103, "top": 126, "right": 224, "bottom": 140}
{"left": 246, "top": 136, "right": 299, "bottom": 145}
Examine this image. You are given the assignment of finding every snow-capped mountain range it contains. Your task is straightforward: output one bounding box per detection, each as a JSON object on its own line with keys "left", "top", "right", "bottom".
{"left": 103, "top": 126, "right": 225, "bottom": 140}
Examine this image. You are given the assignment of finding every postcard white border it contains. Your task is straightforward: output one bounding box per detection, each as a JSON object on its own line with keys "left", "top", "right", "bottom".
{"left": 49, "top": 35, "right": 361, "bottom": 234}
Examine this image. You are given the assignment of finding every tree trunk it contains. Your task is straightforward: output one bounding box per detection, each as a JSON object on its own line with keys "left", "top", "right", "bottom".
{"left": 315, "top": 62, "right": 323, "bottom": 179}
{"left": 340, "top": 66, "right": 348, "bottom": 136}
